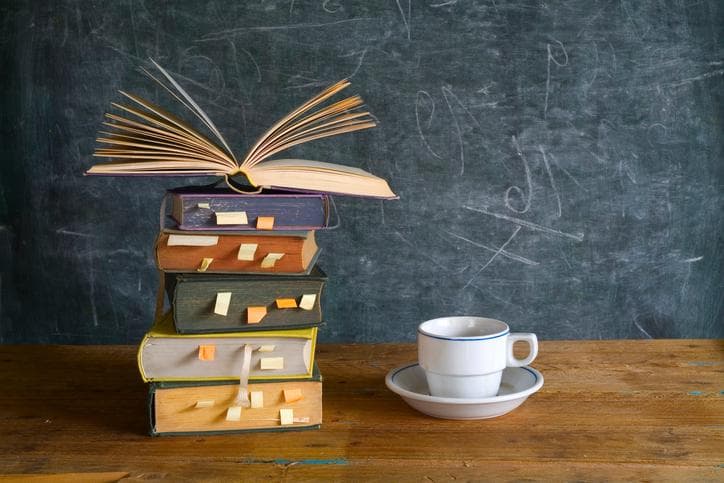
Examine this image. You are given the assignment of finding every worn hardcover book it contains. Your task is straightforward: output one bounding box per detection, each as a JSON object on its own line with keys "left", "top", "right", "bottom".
{"left": 149, "top": 365, "right": 322, "bottom": 436}
{"left": 167, "top": 266, "right": 327, "bottom": 334}
{"left": 168, "top": 187, "right": 331, "bottom": 231}
{"left": 155, "top": 229, "right": 319, "bottom": 275}
{"left": 137, "top": 313, "right": 317, "bottom": 382}
{"left": 86, "top": 60, "right": 396, "bottom": 199}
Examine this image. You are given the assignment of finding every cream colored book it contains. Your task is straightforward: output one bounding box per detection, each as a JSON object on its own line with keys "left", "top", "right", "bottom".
{"left": 86, "top": 59, "right": 396, "bottom": 199}
{"left": 137, "top": 313, "right": 317, "bottom": 382}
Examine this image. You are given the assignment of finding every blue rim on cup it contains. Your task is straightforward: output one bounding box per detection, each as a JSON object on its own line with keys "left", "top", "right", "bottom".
{"left": 417, "top": 316, "right": 510, "bottom": 341}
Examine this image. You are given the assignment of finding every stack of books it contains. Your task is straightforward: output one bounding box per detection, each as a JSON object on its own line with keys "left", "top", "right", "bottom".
{"left": 141, "top": 188, "right": 331, "bottom": 435}
{"left": 86, "top": 60, "right": 396, "bottom": 436}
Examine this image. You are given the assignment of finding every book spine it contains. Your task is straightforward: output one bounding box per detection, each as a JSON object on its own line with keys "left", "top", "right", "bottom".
{"left": 149, "top": 376, "right": 322, "bottom": 435}
{"left": 172, "top": 193, "right": 329, "bottom": 231}
{"left": 155, "top": 233, "right": 309, "bottom": 274}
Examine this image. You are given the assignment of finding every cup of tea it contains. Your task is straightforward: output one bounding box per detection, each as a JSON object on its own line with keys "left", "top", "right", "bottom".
{"left": 417, "top": 316, "right": 538, "bottom": 398}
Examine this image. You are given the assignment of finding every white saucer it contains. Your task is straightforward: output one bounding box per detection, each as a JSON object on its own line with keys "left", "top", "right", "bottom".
{"left": 385, "top": 363, "right": 543, "bottom": 420}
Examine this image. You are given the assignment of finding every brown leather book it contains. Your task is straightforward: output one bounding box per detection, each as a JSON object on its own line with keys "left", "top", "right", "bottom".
{"left": 155, "top": 230, "right": 319, "bottom": 275}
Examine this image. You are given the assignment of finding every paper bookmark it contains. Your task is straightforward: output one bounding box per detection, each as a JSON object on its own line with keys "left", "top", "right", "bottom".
{"left": 215, "top": 211, "right": 248, "bottom": 225}
{"left": 260, "top": 253, "right": 284, "bottom": 268}
{"left": 279, "top": 408, "right": 294, "bottom": 426}
{"left": 168, "top": 235, "right": 218, "bottom": 246}
{"left": 256, "top": 216, "right": 275, "bottom": 230}
{"left": 214, "top": 292, "right": 232, "bottom": 316}
{"left": 197, "top": 258, "right": 214, "bottom": 272}
{"left": 260, "top": 357, "right": 284, "bottom": 370}
{"left": 275, "top": 298, "right": 298, "bottom": 309}
{"left": 250, "top": 391, "right": 264, "bottom": 409}
{"left": 299, "top": 294, "right": 317, "bottom": 311}
{"left": 198, "top": 344, "right": 216, "bottom": 361}
{"left": 237, "top": 243, "right": 258, "bottom": 261}
{"left": 283, "top": 388, "right": 303, "bottom": 403}
{"left": 247, "top": 306, "right": 267, "bottom": 324}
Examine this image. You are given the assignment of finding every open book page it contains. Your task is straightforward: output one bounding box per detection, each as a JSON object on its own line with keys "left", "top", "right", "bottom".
{"left": 248, "top": 159, "right": 397, "bottom": 199}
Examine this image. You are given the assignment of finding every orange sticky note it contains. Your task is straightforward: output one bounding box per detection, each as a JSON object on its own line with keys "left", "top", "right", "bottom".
{"left": 283, "top": 388, "right": 303, "bottom": 403}
{"left": 256, "top": 216, "right": 275, "bottom": 230}
{"left": 275, "top": 298, "right": 298, "bottom": 309}
{"left": 247, "top": 306, "right": 267, "bottom": 324}
{"left": 198, "top": 345, "right": 216, "bottom": 361}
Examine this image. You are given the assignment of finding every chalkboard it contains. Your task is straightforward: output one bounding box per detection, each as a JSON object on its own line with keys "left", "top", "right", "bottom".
{"left": 0, "top": 0, "right": 722, "bottom": 343}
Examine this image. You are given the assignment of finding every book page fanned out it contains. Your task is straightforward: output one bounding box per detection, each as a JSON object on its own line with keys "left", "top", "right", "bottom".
{"left": 87, "top": 60, "right": 397, "bottom": 199}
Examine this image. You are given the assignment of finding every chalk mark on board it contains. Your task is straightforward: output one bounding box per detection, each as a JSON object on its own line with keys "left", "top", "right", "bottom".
{"left": 463, "top": 205, "right": 584, "bottom": 242}
{"left": 393, "top": 231, "right": 448, "bottom": 271}
{"left": 445, "top": 230, "right": 539, "bottom": 266}
{"left": 539, "top": 145, "right": 562, "bottom": 217}
{"left": 463, "top": 226, "right": 522, "bottom": 289}
{"left": 668, "top": 69, "right": 724, "bottom": 87}
{"left": 56, "top": 228, "right": 93, "bottom": 238}
{"left": 415, "top": 91, "right": 443, "bottom": 159}
{"left": 506, "top": 136, "right": 533, "bottom": 214}
{"left": 200, "top": 17, "right": 374, "bottom": 40}
{"left": 544, "top": 40, "right": 569, "bottom": 119}
{"left": 441, "top": 87, "right": 466, "bottom": 175}
{"left": 431, "top": 0, "right": 458, "bottom": 7}
{"left": 322, "top": 0, "right": 342, "bottom": 13}
{"left": 395, "top": 0, "right": 411, "bottom": 41}
{"left": 633, "top": 319, "right": 653, "bottom": 339}
{"left": 340, "top": 48, "right": 369, "bottom": 79}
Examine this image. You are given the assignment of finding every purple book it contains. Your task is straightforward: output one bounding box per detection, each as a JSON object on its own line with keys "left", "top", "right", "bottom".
{"left": 168, "top": 187, "right": 331, "bottom": 231}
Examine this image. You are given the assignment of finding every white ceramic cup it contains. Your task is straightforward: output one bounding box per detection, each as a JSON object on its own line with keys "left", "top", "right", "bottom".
{"left": 417, "top": 316, "right": 538, "bottom": 398}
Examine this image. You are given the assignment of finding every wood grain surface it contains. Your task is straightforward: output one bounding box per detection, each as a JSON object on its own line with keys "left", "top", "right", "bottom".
{"left": 0, "top": 340, "right": 721, "bottom": 481}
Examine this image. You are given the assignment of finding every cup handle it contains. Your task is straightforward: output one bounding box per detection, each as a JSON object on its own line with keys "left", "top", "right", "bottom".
{"left": 506, "top": 333, "right": 538, "bottom": 367}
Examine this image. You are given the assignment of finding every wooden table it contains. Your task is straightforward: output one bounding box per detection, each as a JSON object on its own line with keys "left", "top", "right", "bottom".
{"left": 0, "top": 340, "right": 722, "bottom": 481}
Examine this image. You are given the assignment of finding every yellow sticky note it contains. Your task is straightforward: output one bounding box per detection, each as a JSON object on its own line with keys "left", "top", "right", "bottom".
{"left": 279, "top": 408, "right": 294, "bottom": 426}
{"left": 260, "top": 253, "right": 284, "bottom": 268}
{"left": 260, "top": 357, "right": 284, "bottom": 370}
{"left": 256, "top": 216, "right": 275, "bottom": 230}
{"left": 198, "top": 345, "right": 216, "bottom": 361}
{"left": 197, "top": 257, "right": 214, "bottom": 272}
{"left": 247, "top": 306, "right": 267, "bottom": 324}
{"left": 226, "top": 406, "right": 242, "bottom": 422}
{"left": 250, "top": 391, "right": 264, "bottom": 409}
{"left": 214, "top": 292, "right": 232, "bottom": 316}
{"left": 197, "top": 202, "right": 210, "bottom": 209}
{"left": 237, "top": 243, "right": 258, "bottom": 261}
{"left": 195, "top": 399, "right": 214, "bottom": 408}
{"left": 258, "top": 345, "right": 275, "bottom": 352}
{"left": 299, "top": 294, "right": 316, "bottom": 311}
{"left": 275, "top": 298, "right": 298, "bottom": 309}
{"left": 215, "top": 211, "right": 248, "bottom": 225}
{"left": 283, "top": 388, "right": 303, "bottom": 403}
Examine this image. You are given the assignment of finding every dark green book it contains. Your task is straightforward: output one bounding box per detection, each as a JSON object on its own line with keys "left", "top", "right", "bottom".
{"left": 167, "top": 266, "right": 326, "bottom": 333}
{"left": 149, "top": 364, "right": 322, "bottom": 436}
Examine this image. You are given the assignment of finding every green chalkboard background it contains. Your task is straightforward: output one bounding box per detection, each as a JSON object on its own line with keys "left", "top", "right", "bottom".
{"left": 0, "top": 1, "right": 722, "bottom": 343}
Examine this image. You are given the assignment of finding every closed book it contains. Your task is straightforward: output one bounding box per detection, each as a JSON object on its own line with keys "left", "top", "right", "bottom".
{"left": 167, "top": 266, "right": 327, "bottom": 334}
{"left": 149, "top": 364, "right": 322, "bottom": 436}
{"left": 169, "top": 187, "right": 331, "bottom": 231}
{"left": 155, "top": 230, "right": 319, "bottom": 275}
{"left": 137, "top": 313, "right": 317, "bottom": 382}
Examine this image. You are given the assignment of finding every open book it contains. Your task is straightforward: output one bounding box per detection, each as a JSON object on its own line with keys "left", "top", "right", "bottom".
{"left": 86, "top": 59, "right": 397, "bottom": 199}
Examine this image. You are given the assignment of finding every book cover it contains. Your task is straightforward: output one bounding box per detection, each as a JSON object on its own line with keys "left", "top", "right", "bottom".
{"left": 155, "top": 230, "right": 319, "bottom": 275}
{"left": 137, "top": 313, "right": 318, "bottom": 382}
{"left": 149, "top": 364, "right": 322, "bottom": 436}
{"left": 169, "top": 187, "right": 331, "bottom": 231}
{"left": 168, "top": 266, "right": 327, "bottom": 334}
